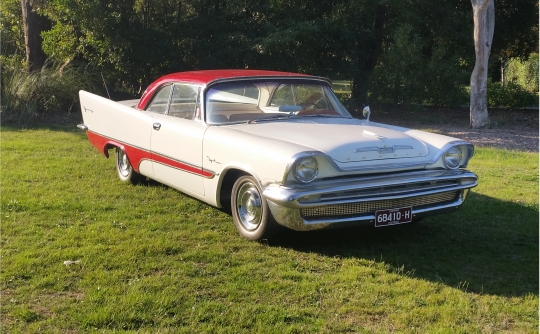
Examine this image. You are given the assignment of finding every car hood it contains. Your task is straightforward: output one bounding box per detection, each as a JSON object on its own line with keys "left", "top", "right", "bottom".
{"left": 231, "top": 118, "right": 429, "bottom": 163}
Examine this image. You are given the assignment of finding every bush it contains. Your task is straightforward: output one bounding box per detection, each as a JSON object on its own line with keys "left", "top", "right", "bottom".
{"left": 369, "top": 25, "right": 468, "bottom": 107}
{"left": 1, "top": 62, "right": 102, "bottom": 124}
{"left": 487, "top": 80, "right": 538, "bottom": 109}
{"left": 505, "top": 54, "right": 539, "bottom": 93}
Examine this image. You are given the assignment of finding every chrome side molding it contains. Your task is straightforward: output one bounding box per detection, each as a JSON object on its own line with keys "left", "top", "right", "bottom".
{"left": 77, "top": 124, "right": 88, "bottom": 131}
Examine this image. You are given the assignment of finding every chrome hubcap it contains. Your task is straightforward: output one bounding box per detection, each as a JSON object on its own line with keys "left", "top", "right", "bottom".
{"left": 236, "top": 182, "right": 262, "bottom": 231}
{"left": 118, "top": 150, "right": 130, "bottom": 177}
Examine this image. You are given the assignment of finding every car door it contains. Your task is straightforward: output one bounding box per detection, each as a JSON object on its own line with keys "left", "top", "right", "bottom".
{"left": 148, "top": 83, "right": 208, "bottom": 196}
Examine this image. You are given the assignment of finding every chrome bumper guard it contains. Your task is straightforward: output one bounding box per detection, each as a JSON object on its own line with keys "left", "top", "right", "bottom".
{"left": 263, "top": 169, "right": 478, "bottom": 231}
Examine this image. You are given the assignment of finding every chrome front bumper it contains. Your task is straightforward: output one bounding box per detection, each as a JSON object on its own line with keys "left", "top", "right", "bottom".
{"left": 263, "top": 169, "right": 478, "bottom": 231}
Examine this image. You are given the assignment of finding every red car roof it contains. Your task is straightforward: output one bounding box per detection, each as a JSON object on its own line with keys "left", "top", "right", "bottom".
{"left": 137, "top": 69, "right": 318, "bottom": 109}
{"left": 157, "top": 69, "right": 310, "bottom": 85}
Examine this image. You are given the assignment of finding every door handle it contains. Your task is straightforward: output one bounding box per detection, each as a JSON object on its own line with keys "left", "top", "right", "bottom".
{"left": 153, "top": 123, "right": 161, "bottom": 130}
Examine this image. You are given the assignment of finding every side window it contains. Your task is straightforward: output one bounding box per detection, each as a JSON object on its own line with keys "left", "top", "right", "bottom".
{"left": 169, "top": 84, "right": 199, "bottom": 120}
{"left": 269, "top": 84, "right": 294, "bottom": 106}
{"left": 146, "top": 85, "right": 172, "bottom": 114}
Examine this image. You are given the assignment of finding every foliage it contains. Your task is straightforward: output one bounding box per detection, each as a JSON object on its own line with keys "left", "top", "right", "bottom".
{"left": 0, "top": 0, "right": 25, "bottom": 63}
{"left": 1, "top": 63, "right": 102, "bottom": 123}
{"left": 505, "top": 53, "right": 539, "bottom": 93}
{"left": 487, "top": 80, "right": 539, "bottom": 109}
{"left": 369, "top": 25, "right": 468, "bottom": 107}
{"left": 492, "top": 0, "right": 539, "bottom": 60}
{"left": 1, "top": 0, "right": 538, "bottom": 110}
{"left": 1, "top": 127, "right": 538, "bottom": 332}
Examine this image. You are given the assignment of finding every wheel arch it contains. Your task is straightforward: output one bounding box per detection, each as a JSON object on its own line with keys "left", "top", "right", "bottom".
{"left": 217, "top": 167, "right": 251, "bottom": 210}
{"left": 103, "top": 142, "right": 125, "bottom": 158}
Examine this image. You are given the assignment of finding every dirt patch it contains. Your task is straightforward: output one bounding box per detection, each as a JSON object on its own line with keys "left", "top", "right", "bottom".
{"left": 369, "top": 106, "right": 539, "bottom": 152}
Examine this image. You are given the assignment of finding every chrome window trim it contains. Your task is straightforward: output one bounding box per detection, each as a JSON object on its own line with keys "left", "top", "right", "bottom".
{"left": 146, "top": 83, "right": 174, "bottom": 115}
{"left": 167, "top": 83, "right": 204, "bottom": 119}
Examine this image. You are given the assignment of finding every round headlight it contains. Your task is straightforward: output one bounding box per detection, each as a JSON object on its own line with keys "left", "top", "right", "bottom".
{"left": 293, "top": 157, "right": 318, "bottom": 182}
{"left": 443, "top": 146, "right": 463, "bottom": 169}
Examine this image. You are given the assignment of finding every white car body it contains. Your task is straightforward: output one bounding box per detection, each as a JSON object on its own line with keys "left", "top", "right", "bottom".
{"left": 78, "top": 70, "right": 477, "bottom": 240}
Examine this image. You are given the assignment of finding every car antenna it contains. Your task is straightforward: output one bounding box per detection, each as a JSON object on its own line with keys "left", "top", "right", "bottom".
{"left": 101, "top": 72, "right": 111, "bottom": 99}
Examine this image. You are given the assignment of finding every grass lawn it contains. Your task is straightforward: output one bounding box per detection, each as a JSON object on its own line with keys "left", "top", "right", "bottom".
{"left": 1, "top": 126, "right": 538, "bottom": 333}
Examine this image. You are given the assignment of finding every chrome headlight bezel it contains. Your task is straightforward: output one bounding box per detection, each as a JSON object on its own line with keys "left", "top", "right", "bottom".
{"left": 293, "top": 156, "right": 319, "bottom": 183}
{"left": 443, "top": 145, "right": 463, "bottom": 169}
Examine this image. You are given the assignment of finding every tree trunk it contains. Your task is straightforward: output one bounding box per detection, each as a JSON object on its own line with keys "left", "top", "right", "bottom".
{"left": 21, "top": 0, "right": 51, "bottom": 71}
{"left": 470, "top": 0, "right": 495, "bottom": 128}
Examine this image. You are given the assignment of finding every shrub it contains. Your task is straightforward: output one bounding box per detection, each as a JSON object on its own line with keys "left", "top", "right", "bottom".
{"left": 369, "top": 25, "right": 468, "bottom": 107}
{"left": 487, "top": 80, "right": 538, "bottom": 109}
{"left": 505, "top": 54, "right": 539, "bottom": 93}
{"left": 1, "top": 62, "right": 102, "bottom": 124}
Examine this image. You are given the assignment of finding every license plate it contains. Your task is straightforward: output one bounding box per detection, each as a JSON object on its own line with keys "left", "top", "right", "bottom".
{"left": 375, "top": 207, "right": 412, "bottom": 227}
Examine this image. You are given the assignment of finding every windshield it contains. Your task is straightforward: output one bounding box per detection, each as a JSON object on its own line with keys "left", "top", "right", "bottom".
{"left": 205, "top": 80, "right": 351, "bottom": 124}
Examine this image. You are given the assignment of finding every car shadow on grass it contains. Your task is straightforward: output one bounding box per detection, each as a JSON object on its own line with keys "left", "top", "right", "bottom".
{"left": 268, "top": 192, "right": 539, "bottom": 297}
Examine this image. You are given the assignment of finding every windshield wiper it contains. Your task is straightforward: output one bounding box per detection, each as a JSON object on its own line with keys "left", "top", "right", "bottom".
{"left": 298, "top": 114, "right": 351, "bottom": 118}
{"left": 247, "top": 114, "right": 294, "bottom": 124}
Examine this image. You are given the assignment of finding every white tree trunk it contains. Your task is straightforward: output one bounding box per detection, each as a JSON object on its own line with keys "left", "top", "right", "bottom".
{"left": 470, "top": 0, "right": 495, "bottom": 128}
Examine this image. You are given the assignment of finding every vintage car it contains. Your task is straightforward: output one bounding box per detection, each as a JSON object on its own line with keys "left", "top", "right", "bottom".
{"left": 78, "top": 70, "right": 478, "bottom": 240}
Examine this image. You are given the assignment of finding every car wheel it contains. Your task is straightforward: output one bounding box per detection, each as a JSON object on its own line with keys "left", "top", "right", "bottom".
{"left": 115, "top": 147, "right": 144, "bottom": 183}
{"left": 231, "top": 175, "right": 281, "bottom": 240}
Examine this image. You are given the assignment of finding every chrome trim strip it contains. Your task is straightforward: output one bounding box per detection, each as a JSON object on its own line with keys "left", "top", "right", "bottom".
{"left": 268, "top": 169, "right": 477, "bottom": 208}
{"left": 152, "top": 150, "right": 202, "bottom": 170}
{"left": 88, "top": 130, "right": 215, "bottom": 178}
{"left": 354, "top": 147, "right": 386, "bottom": 153}
{"left": 394, "top": 145, "right": 415, "bottom": 150}
{"left": 315, "top": 182, "right": 462, "bottom": 202}
{"left": 300, "top": 184, "right": 473, "bottom": 208}
{"left": 266, "top": 191, "right": 468, "bottom": 231}
{"left": 77, "top": 124, "right": 88, "bottom": 131}
{"left": 88, "top": 130, "right": 148, "bottom": 153}
{"left": 354, "top": 145, "right": 414, "bottom": 154}
{"left": 149, "top": 160, "right": 216, "bottom": 179}
{"left": 265, "top": 180, "right": 476, "bottom": 209}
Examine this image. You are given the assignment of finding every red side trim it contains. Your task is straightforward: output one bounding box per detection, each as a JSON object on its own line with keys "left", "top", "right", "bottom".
{"left": 87, "top": 131, "right": 149, "bottom": 173}
{"left": 86, "top": 131, "right": 212, "bottom": 177}
{"left": 151, "top": 154, "right": 213, "bottom": 178}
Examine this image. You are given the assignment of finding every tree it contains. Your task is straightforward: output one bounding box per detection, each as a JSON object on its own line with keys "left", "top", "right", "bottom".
{"left": 20, "top": 0, "right": 51, "bottom": 71}
{"left": 470, "top": 0, "right": 495, "bottom": 128}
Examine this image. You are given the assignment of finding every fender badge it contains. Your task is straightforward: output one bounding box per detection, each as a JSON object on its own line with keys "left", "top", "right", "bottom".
{"left": 207, "top": 156, "right": 221, "bottom": 164}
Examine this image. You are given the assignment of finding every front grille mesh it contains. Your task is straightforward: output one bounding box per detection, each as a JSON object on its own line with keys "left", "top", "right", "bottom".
{"left": 301, "top": 191, "right": 458, "bottom": 218}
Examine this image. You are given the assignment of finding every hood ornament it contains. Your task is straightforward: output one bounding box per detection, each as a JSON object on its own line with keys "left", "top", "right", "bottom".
{"left": 362, "top": 106, "right": 371, "bottom": 122}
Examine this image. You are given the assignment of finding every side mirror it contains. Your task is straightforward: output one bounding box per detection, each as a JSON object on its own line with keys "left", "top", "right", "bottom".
{"left": 362, "top": 106, "right": 371, "bottom": 122}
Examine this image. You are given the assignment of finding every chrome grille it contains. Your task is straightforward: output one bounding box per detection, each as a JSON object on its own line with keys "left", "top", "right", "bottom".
{"left": 301, "top": 191, "right": 458, "bottom": 218}
{"left": 317, "top": 180, "right": 459, "bottom": 202}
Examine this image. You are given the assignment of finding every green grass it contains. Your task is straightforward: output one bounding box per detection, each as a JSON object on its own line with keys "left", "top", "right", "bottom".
{"left": 1, "top": 126, "right": 538, "bottom": 333}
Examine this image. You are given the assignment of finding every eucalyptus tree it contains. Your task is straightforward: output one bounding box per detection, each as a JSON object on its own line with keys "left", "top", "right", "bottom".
{"left": 20, "top": 0, "right": 51, "bottom": 70}
{"left": 469, "top": 0, "right": 495, "bottom": 128}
